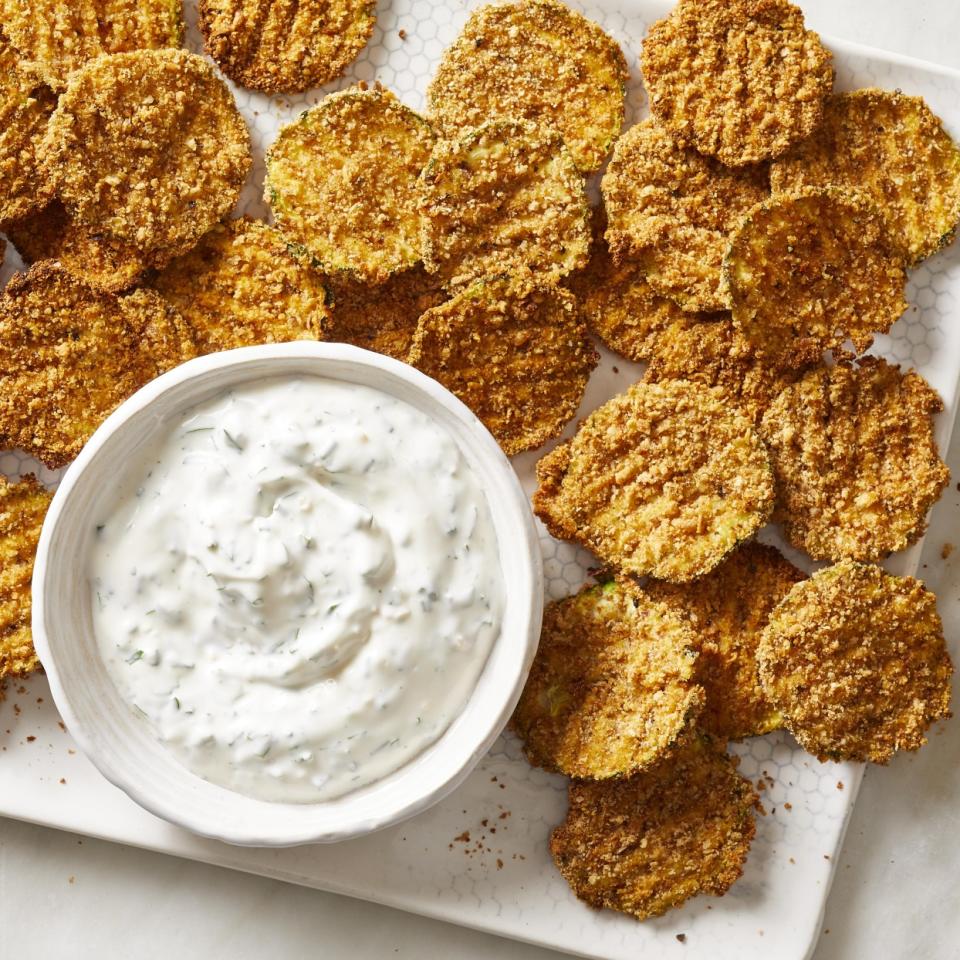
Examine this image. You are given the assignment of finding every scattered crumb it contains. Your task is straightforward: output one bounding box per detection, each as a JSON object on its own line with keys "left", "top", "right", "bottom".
{"left": 59, "top": 777, "right": 66, "bottom": 785}
{"left": 25, "top": 735, "right": 35, "bottom": 742}
{"left": 399, "top": 28, "right": 407, "bottom": 39}
{"left": 496, "top": 858, "right": 504, "bottom": 870}
{"left": 58, "top": 721, "right": 66, "bottom": 732}
{"left": 823, "top": 854, "right": 830, "bottom": 860}
{"left": 789, "top": 857, "right": 796, "bottom": 864}
{"left": 784, "top": 802, "right": 793, "bottom": 811}
{"left": 942, "top": 542, "right": 955, "bottom": 559}
{"left": 676, "top": 933, "right": 687, "bottom": 944}
{"left": 68, "top": 876, "right": 75, "bottom": 884}
{"left": 453, "top": 831, "right": 470, "bottom": 843}
{"left": 837, "top": 780, "right": 844, "bottom": 791}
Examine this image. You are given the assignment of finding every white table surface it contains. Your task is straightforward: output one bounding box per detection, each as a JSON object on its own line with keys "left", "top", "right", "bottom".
{"left": 5, "top": 2, "right": 960, "bottom": 958}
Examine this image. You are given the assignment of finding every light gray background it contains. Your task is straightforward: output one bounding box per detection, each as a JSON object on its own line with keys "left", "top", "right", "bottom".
{"left": 4, "top": 1, "right": 960, "bottom": 958}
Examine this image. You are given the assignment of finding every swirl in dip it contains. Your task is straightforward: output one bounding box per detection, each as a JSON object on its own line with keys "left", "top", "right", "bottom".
{"left": 90, "top": 376, "right": 505, "bottom": 802}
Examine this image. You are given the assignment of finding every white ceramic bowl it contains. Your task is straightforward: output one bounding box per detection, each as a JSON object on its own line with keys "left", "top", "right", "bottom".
{"left": 33, "top": 342, "right": 543, "bottom": 847}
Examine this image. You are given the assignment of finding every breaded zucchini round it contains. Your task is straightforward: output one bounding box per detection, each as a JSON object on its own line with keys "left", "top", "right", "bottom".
{"left": 511, "top": 580, "right": 703, "bottom": 779}
{"left": 267, "top": 86, "right": 434, "bottom": 285}
{"left": 418, "top": 118, "right": 590, "bottom": 290}
{"left": 533, "top": 379, "right": 775, "bottom": 583}
{"left": 427, "top": 0, "right": 627, "bottom": 174}
{"left": 198, "top": 0, "right": 375, "bottom": 94}
{"left": 758, "top": 561, "right": 953, "bottom": 763}
{"left": 6, "top": 201, "right": 148, "bottom": 293}
{"left": 0, "top": 263, "right": 196, "bottom": 467}
{"left": 0, "top": 474, "right": 51, "bottom": 679}
{"left": 407, "top": 272, "right": 597, "bottom": 455}
{"left": 724, "top": 188, "right": 907, "bottom": 366}
{"left": 771, "top": 89, "right": 960, "bottom": 264}
{"left": 326, "top": 267, "right": 447, "bottom": 361}
{"left": 0, "top": 0, "right": 183, "bottom": 90}
{"left": 152, "top": 217, "right": 329, "bottom": 354}
{"left": 550, "top": 736, "right": 758, "bottom": 920}
{"left": 642, "top": 314, "right": 806, "bottom": 426}
{"left": 641, "top": 0, "right": 833, "bottom": 167}
{"left": 566, "top": 210, "right": 722, "bottom": 363}
{"left": 41, "top": 49, "right": 251, "bottom": 267}
{"left": 648, "top": 543, "right": 805, "bottom": 741}
{"left": 0, "top": 33, "right": 55, "bottom": 225}
{"left": 601, "top": 119, "right": 769, "bottom": 313}
{"left": 759, "top": 358, "right": 949, "bottom": 563}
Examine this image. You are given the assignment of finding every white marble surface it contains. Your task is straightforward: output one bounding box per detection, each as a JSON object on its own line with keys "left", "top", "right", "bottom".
{"left": 5, "top": 1, "right": 960, "bottom": 958}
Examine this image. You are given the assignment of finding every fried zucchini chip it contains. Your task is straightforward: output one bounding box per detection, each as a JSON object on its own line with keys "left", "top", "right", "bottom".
{"left": 533, "top": 380, "right": 775, "bottom": 583}
{"left": 601, "top": 119, "right": 769, "bottom": 313}
{"left": 0, "top": 474, "right": 51, "bottom": 679}
{"left": 550, "top": 736, "right": 759, "bottom": 920}
{"left": 648, "top": 543, "right": 804, "bottom": 741}
{"left": 0, "top": 263, "right": 196, "bottom": 467}
{"left": 0, "top": 32, "right": 55, "bottom": 225}
{"left": 152, "top": 217, "right": 329, "bottom": 354}
{"left": 759, "top": 358, "right": 949, "bottom": 563}
{"left": 642, "top": 314, "right": 806, "bottom": 426}
{"left": 41, "top": 49, "right": 251, "bottom": 267}
{"left": 5, "top": 201, "right": 148, "bottom": 293}
{"left": 641, "top": 0, "right": 833, "bottom": 167}
{"left": 510, "top": 580, "right": 703, "bottom": 778}
{"left": 427, "top": 0, "right": 627, "bottom": 174}
{"left": 567, "top": 211, "right": 724, "bottom": 362}
{"left": 724, "top": 188, "right": 907, "bottom": 366}
{"left": 267, "top": 86, "right": 434, "bottom": 285}
{"left": 198, "top": 0, "right": 375, "bottom": 94}
{"left": 326, "top": 267, "right": 447, "bottom": 361}
{"left": 418, "top": 118, "right": 590, "bottom": 290}
{"left": 758, "top": 560, "right": 953, "bottom": 763}
{"left": 408, "top": 272, "right": 596, "bottom": 455}
{"left": 0, "top": 0, "right": 183, "bottom": 90}
{"left": 771, "top": 89, "right": 960, "bottom": 264}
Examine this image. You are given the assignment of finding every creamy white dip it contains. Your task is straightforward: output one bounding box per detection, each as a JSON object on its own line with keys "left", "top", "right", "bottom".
{"left": 90, "top": 376, "right": 504, "bottom": 803}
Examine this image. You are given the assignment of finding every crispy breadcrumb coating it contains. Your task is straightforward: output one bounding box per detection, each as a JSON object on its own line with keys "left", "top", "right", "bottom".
{"left": 427, "top": 0, "right": 627, "bottom": 173}
{"left": 41, "top": 49, "right": 251, "bottom": 267}
{"left": 771, "top": 89, "right": 960, "bottom": 264}
{"left": 0, "top": 474, "right": 51, "bottom": 679}
{"left": 511, "top": 580, "right": 703, "bottom": 778}
{"left": 550, "top": 735, "right": 759, "bottom": 919}
{"left": 152, "top": 217, "right": 329, "bottom": 353}
{"left": 641, "top": 0, "right": 832, "bottom": 167}
{"left": 642, "top": 314, "right": 806, "bottom": 426}
{"left": 566, "top": 211, "right": 721, "bottom": 363}
{"left": 724, "top": 188, "right": 907, "bottom": 366}
{"left": 198, "top": 0, "right": 375, "bottom": 94}
{"left": 0, "top": 32, "right": 55, "bottom": 226}
{"left": 533, "top": 379, "right": 775, "bottom": 583}
{"left": 648, "top": 543, "right": 804, "bottom": 741}
{"left": 0, "top": 0, "right": 184, "bottom": 90}
{"left": 267, "top": 85, "right": 434, "bottom": 285}
{"left": 602, "top": 119, "right": 769, "bottom": 313}
{"left": 0, "top": 263, "right": 195, "bottom": 467}
{"left": 407, "top": 272, "right": 596, "bottom": 455}
{"left": 326, "top": 267, "right": 448, "bottom": 361}
{"left": 758, "top": 560, "right": 953, "bottom": 763}
{"left": 759, "top": 358, "right": 949, "bottom": 563}
{"left": 6, "top": 201, "right": 148, "bottom": 293}
{"left": 418, "top": 118, "right": 591, "bottom": 290}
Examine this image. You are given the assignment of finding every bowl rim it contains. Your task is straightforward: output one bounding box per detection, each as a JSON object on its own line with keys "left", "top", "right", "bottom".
{"left": 32, "top": 341, "right": 543, "bottom": 846}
